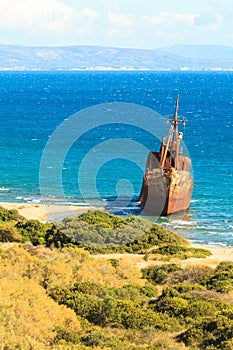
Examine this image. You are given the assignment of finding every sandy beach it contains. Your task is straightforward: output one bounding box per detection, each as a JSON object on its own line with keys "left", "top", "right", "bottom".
{"left": 180, "top": 245, "right": 233, "bottom": 269}
{"left": 0, "top": 201, "right": 102, "bottom": 222}
{"left": 1, "top": 201, "right": 233, "bottom": 268}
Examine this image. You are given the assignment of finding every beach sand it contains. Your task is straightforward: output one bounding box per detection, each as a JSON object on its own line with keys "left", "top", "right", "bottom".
{"left": 181, "top": 245, "right": 233, "bottom": 269}
{"left": 0, "top": 201, "right": 103, "bottom": 222}
{"left": 1, "top": 201, "right": 233, "bottom": 268}
{"left": 93, "top": 247, "right": 233, "bottom": 270}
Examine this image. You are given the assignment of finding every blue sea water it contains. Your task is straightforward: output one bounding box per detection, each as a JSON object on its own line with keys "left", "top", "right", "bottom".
{"left": 0, "top": 71, "right": 232, "bottom": 246}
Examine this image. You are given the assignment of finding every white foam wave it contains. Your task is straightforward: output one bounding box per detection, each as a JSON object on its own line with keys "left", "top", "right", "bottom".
{"left": 0, "top": 187, "right": 10, "bottom": 192}
{"left": 171, "top": 220, "right": 197, "bottom": 226}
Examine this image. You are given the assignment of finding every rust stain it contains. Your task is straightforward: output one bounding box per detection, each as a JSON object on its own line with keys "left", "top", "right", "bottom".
{"left": 139, "top": 96, "right": 193, "bottom": 216}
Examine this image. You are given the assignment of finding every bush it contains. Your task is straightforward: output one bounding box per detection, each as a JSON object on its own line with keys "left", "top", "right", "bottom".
{"left": 77, "top": 210, "right": 133, "bottom": 228}
{"left": 155, "top": 295, "right": 188, "bottom": 317}
{"left": 206, "top": 261, "right": 233, "bottom": 293}
{"left": 81, "top": 329, "right": 114, "bottom": 347}
{"left": 151, "top": 245, "right": 211, "bottom": 260}
{"left": 0, "top": 275, "right": 81, "bottom": 347}
{"left": 189, "top": 247, "right": 212, "bottom": 258}
{"left": 151, "top": 283, "right": 233, "bottom": 328}
{"left": 53, "top": 326, "right": 80, "bottom": 344}
{"left": 0, "top": 206, "right": 21, "bottom": 221}
{"left": 45, "top": 224, "right": 72, "bottom": 248}
{"left": 56, "top": 210, "right": 192, "bottom": 255}
{"left": 49, "top": 282, "right": 181, "bottom": 332}
{"left": 15, "top": 220, "right": 49, "bottom": 245}
{"left": 72, "top": 282, "right": 108, "bottom": 298}
{"left": 151, "top": 245, "right": 187, "bottom": 259}
{"left": 0, "top": 222, "right": 22, "bottom": 242}
{"left": 178, "top": 316, "right": 233, "bottom": 349}
{"left": 126, "top": 225, "right": 189, "bottom": 253}
{"left": 112, "top": 284, "right": 158, "bottom": 301}
{"left": 58, "top": 212, "right": 152, "bottom": 249}
{"left": 142, "top": 264, "right": 182, "bottom": 284}
{"left": 182, "top": 299, "right": 219, "bottom": 320}
{"left": 166, "top": 266, "right": 213, "bottom": 286}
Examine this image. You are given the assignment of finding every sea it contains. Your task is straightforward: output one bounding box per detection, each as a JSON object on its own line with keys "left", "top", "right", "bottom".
{"left": 0, "top": 71, "right": 232, "bottom": 247}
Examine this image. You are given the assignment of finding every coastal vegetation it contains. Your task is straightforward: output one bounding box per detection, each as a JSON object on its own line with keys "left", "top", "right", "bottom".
{"left": 0, "top": 205, "right": 233, "bottom": 349}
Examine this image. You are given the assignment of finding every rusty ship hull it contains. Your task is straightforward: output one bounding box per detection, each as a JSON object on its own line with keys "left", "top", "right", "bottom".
{"left": 139, "top": 97, "right": 193, "bottom": 216}
{"left": 139, "top": 153, "right": 192, "bottom": 215}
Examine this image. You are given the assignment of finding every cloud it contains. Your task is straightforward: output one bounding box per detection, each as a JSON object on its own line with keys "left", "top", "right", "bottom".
{"left": 210, "top": 0, "right": 232, "bottom": 12}
{"left": 83, "top": 8, "right": 98, "bottom": 20}
{"left": 0, "top": 0, "right": 231, "bottom": 48}
{"left": 142, "top": 12, "right": 167, "bottom": 25}
{"left": 0, "top": 0, "right": 98, "bottom": 35}
{"left": 194, "top": 11, "right": 222, "bottom": 29}
{"left": 142, "top": 12, "right": 196, "bottom": 26}
{"left": 107, "top": 11, "right": 135, "bottom": 38}
{"left": 108, "top": 12, "right": 135, "bottom": 27}
{"left": 209, "top": 0, "right": 232, "bottom": 28}
{"left": 0, "top": 0, "right": 75, "bottom": 31}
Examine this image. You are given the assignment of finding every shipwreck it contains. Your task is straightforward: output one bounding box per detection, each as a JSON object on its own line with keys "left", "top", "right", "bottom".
{"left": 139, "top": 96, "right": 193, "bottom": 215}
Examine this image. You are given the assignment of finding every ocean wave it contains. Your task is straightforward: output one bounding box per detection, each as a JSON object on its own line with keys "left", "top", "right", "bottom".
{"left": 0, "top": 187, "right": 10, "bottom": 192}
{"left": 214, "top": 231, "right": 233, "bottom": 237}
{"left": 64, "top": 202, "right": 90, "bottom": 206}
{"left": 170, "top": 220, "right": 198, "bottom": 226}
{"left": 191, "top": 240, "right": 232, "bottom": 248}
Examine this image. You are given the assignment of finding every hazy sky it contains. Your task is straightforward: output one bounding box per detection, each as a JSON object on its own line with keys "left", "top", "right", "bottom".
{"left": 0, "top": 0, "right": 232, "bottom": 48}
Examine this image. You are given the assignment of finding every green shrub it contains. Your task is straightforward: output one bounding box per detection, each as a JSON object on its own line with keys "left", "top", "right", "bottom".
{"left": 206, "top": 261, "right": 233, "bottom": 293}
{"left": 173, "top": 282, "right": 206, "bottom": 294}
{"left": 0, "top": 222, "right": 22, "bottom": 242}
{"left": 80, "top": 328, "right": 127, "bottom": 349}
{"left": 166, "top": 266, "right": 213, "bottom": 286}
{"left": 178, "top": 316, "right": 233, "bottom": 349}
{"left": 152, "top": 283, "right": 233, "bottom": 328}
{"left": 0, "top": 206, "right": 21, "bottom": 221}
{"left": 58, "top": 212, "right": 152, "bottom": 249}
{"left": 152, "top": 244, "right": 187, "bottom": 258}
{"left": 57, "top": 211, "right": 190, "bottom": 254}
{"left": 15, "top": 220, "right": 48, "bottom": 245}
{"left": 151, "top": 245, "right": 211, "bottom": 260}
{"left": 81, "top": 329, "right": 114, "bottom": 347}
{"left": 77, "top": 210, "right": 133, "bottom": 228}
{"left": 189, "top": 247, "right": 212, "bottom": 258}
{"left": 108, "top": 258, "right": 120, "bottom": 268}
{"left": 45, "top": 224, "right": 72, "bottom": 248}
{"left": 72, "top": 282, "right": 108, "bottom": 298}
{"left": 53, "top": 326, "right": 80, "bottom": 344}
{"left": 49, "top": 283, "right": 181, "bottom": 332}
{"left": 155, "top": 295, "right": 188, "bottom": 317}
{"left": 182, "top": 299, "right": 220, "bottom": 320}
{"left": 112, "top": 284, "right": 158, "bottom": 301}
{"left": 142, "top": 264, "right": 182, "bottom": 284}
{"left": 126, "top": 225, "right": 189, "bottom": 253}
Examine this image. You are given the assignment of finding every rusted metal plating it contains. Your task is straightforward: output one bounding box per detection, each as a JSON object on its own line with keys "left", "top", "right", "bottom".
{"left": 139, "top": 96, "right": 193, "bottom": 215}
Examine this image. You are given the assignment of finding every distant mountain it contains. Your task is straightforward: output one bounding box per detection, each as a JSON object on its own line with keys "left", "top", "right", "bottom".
{"left": 160, "top": 44, "right": 233, "bottom": 59}
{"left": 0, "top": 44, "right": 232, "bottom": 71}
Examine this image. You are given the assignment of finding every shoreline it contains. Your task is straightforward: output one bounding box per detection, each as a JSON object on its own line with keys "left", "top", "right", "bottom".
{"left": 0, "top": 201, "right": 103, "bottom": 222}
{"left": 1, "top": 201, "right": 233, "bottom": 268}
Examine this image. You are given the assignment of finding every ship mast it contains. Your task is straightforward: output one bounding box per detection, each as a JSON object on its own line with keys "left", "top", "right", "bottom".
{"left": 160, "top": 95, "right": 183, "bottom": 170}
{"left": 174, "top": 95, "right": 179, "bottom": 169}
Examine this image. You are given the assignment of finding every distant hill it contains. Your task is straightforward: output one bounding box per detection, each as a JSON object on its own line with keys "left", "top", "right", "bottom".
{"left": 0, "top": 44, "right": 232, "bottom": 71}
{"left": 161, "top": 44, "right": 233, "bottom": 59}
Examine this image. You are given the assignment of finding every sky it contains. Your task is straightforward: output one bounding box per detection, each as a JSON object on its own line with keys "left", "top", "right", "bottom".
{"left": 0, "top": 0, "right": 232, "bottom": 48}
